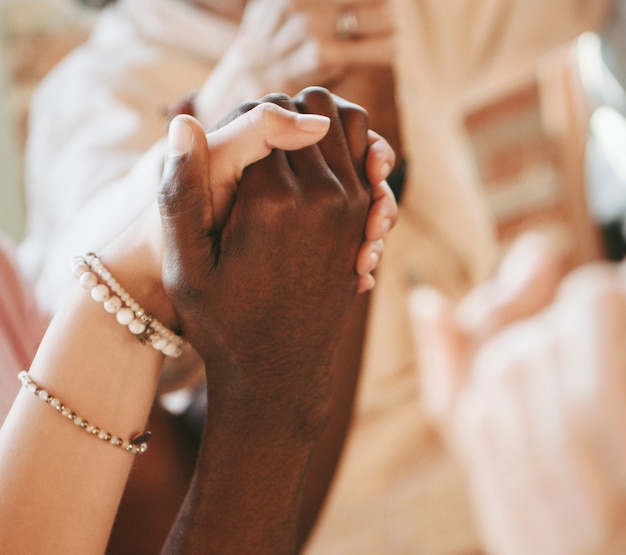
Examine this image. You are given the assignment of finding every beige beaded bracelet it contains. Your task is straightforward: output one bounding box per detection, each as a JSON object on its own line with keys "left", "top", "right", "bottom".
{"left": 72, "top": 253, "right": 185, "bottom": 358}
{"left": 18, "top": 371, "right": 151, "bottom": 455}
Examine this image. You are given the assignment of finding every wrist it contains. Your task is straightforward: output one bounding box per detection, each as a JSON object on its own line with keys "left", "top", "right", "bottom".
{"left": 101, "top": 252, "right": 174, "bottom": 329}
{"left": 29, "top": 285, "right": 164, "bottom": 439}
{"left": 74, "top": 253, "right": 184, "bottom": 358}
{"left": 100, "top": 205, "right": 177, "bottom": 330}
{"left": 203, "top": 360, "right": 332, "bottom": 446}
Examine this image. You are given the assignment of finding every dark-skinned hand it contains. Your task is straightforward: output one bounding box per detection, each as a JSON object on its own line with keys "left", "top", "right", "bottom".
{"left": 158, "top": 87, "right": 397, "bottom": 554}
{"left": 159, "top": 87, "right": 384, "bottom": 438}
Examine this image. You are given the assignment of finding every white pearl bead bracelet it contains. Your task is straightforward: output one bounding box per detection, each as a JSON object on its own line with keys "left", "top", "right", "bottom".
{"left": 18, "top": 371, "right": 151, "bottom": 455}
{"left": 72, "top": 253, "right": 185, "bottom": 358}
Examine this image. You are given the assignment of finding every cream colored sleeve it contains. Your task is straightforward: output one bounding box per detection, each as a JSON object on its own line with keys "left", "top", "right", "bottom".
{"left": 391, "top": 0, "right": 611, "bottom": 105}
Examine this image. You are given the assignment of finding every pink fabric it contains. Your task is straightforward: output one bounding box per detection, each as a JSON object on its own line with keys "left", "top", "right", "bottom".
{"left": 0, "top": 236, "right": 51, "bottom": 419}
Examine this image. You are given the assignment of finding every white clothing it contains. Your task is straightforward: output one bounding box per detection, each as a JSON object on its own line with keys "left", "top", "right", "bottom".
{"left": 21, "top": 0, "right": 236, "bottom": 311}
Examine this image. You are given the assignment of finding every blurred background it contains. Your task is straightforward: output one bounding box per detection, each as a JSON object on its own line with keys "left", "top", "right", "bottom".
{"left": 0, "top": 0, "right": 94, "bottom": 242}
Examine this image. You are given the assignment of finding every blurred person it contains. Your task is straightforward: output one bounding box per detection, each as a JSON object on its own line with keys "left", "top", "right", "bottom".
{"left": 402, "top": 4, "right": 626, "bottom": 555}
{"left": 304, "top": 1, "right": 612, "bottom": 553}
{"left": 410, "top": 233, "right": 626, "bottom": 555}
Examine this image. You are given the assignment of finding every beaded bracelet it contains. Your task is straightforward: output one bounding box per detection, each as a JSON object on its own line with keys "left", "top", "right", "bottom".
{"left": 72, "top": 253, "right": 185, "bottom": 358}
{"left": 18, "top": 371, "right": 151, "bottom": 455}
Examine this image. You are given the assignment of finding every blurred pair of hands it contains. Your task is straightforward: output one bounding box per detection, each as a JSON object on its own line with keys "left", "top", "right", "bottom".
{"left": 413, "top": 234, "right": 626, "bottom": 555}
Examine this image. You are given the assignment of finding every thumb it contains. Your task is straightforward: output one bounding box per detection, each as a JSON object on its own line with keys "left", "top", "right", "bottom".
{"left": 159, "top": 114, "right": 214, "bottom": 237}
{"left": 159, "top": 105, "right": 330, "bottom": 256}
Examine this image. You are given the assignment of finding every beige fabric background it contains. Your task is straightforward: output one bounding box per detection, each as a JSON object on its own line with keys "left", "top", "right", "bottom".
{"left": 0, "top": 0, "right": 94, "bottom": 241}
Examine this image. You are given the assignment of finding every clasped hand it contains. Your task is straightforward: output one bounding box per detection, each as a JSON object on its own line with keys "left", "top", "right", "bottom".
{"left": 159, "top": 87, "right": 396, "bottom": 438}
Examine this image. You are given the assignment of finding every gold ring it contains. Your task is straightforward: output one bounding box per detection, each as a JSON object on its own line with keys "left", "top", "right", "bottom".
{"left": 335, "top": 9, "right": 358, "bottom": 41}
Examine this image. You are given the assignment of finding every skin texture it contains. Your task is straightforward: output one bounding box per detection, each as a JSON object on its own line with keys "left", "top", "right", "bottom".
{"left": 411, "top": 233, "right": 626, "bottom": 555}
{"left": 159, "top": 87, "right": 376, "bottom": 554}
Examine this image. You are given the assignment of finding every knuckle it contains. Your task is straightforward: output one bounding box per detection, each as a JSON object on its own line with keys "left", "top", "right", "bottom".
{"left": 259, "top": 92, "right": 294, "bottom": 108}
{"left": 211, "top": 100, "right": 260, "bottom": 132}
{"left": 294, "top": 85, "right": 332, "bottom": 107}
{"left": 351, "top": 181, "right": 374, "bottom": 213}
{"left": 253, "top": 101, "right": 283, "bottom": 127}
{"left": 339, "top": 102, "right": 369, "bottom": 128}
{"left": 317, "top": 188, "right": 351, "bottom": 227}
{"left": 247, "top": 102, "right": 272, "bottom": 128}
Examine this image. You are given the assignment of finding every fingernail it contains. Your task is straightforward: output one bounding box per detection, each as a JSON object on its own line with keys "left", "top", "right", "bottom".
{"left": 295, "top": 114, "right": 330, "bottom": 132}
{"left": 369, "top": 250, "right": 381, "bottom": 270}
{"left": 168, "top": 117, "right": 193, "bottom": 158}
